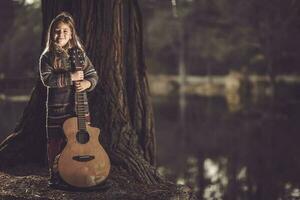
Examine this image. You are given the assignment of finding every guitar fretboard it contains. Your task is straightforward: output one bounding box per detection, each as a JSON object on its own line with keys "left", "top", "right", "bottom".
{"left": 75, "top": 91, "right": 88, "bottom": 131}
{"left": 70, "top": 47, "right": 89, "bottom": 131}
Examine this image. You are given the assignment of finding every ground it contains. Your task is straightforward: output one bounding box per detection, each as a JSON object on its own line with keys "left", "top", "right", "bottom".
{"left": 0, "top": 165, "right": 196, "bottom": 200}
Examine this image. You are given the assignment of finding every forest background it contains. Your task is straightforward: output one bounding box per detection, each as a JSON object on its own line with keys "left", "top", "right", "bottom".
{"left": 1, "top": 0, "right": 300, "bottom": 199}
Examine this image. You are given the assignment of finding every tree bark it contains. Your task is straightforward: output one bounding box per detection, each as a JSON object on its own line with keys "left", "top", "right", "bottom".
{"left": 0, "top": 79, "right": 47, "bottom": 166}
{"left": 0, "top": 0, "right": 161, "bottom": 184}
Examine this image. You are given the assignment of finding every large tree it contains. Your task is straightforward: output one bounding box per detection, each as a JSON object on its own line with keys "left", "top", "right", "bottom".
{"left": 0, "top": 0, "right": 194, "bottom": 199}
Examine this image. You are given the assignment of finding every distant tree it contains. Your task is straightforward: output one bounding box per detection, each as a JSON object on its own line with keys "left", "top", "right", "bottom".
{"left": 250, "top": 0, "right": 300, "bottom": 75}
{"left": 0, "top": 1, "right": 42, "bottom": 75}
{"left": 0, "top": 0, "right": 15, "bottom": 43}
{"left": 141, "top": 0, "right": 300, "bottom": 76}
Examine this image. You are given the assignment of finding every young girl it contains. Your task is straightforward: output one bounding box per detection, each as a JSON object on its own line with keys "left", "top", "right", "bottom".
{"left": 39, "top": 12, "right": 98, "bottom": 187}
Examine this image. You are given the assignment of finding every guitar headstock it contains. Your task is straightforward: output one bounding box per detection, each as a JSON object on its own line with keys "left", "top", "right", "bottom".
{"left": 69, "top": 47, "right": 85, "bottom": 70}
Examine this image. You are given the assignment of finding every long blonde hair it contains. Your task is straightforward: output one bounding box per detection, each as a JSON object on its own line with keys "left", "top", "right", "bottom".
{"left": 42, "top": 12, "right": 84, "bottom": 55}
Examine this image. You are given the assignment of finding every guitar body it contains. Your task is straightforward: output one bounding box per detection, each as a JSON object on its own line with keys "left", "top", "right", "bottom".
{"left": 58, "top": 117, "right": 111, "bottom": 188}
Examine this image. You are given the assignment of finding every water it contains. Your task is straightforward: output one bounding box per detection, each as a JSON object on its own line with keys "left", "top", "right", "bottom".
{"left": 1, "top": 83, "right": 300, "bottom": 199}
{"left": 154, "top": 83, "right": 300, "bottom": 200}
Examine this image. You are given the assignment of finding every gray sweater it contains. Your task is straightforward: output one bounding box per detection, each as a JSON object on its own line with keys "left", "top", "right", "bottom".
{"left": 39, "top": 49, "right": 98, "bottom": 133}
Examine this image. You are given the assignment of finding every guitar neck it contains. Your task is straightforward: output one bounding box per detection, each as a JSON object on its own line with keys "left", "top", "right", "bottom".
{"left": 69, "top": 47, "right": 89, "bottom": 131}
{"left": 75, "top": 91, "right": 88, "bottom": 131}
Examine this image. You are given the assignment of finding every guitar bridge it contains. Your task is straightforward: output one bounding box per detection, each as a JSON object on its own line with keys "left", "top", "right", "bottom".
{"left": 72, "top": 155, "right": 95, "bottom": 162}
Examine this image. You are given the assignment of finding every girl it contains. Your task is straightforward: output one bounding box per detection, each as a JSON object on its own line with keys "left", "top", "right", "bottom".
{"left": 39, "top": 12, "right": 98, "bottom": 188}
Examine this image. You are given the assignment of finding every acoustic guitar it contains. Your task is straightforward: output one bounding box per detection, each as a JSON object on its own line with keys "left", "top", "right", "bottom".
{"left": 57, "top": 48, "right": 111, "bottom": 188}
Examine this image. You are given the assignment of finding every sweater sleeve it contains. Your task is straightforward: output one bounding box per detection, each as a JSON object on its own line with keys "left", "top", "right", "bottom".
{"left": 39, "top": 53, "right": 73, "bottom": 88}
{"left": 83, "top": 54, "right": 99, "bottom": 92}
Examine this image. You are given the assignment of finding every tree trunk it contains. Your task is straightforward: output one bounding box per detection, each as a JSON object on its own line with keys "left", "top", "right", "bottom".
{"left": 0, "top": 79, "right": 47, "bottom": 166}
{"left": 0, "top": 0, "right": 196, "bottom": 200}
{"left": 1, "top": 0, "right": 158, "bottom": 183}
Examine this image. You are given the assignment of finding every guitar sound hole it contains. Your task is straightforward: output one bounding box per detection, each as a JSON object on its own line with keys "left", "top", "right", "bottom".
{"left": 76, "top": 130, "right": 90, "bottom": 144}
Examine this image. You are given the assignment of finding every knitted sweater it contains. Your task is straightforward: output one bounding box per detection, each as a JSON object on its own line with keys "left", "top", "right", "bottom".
{"left": 39, "top": 48, "right": 98, "bottom": 136}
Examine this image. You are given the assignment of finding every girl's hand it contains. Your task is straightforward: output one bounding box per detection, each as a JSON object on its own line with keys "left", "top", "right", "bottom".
{"left": 71, "top": 71, "right": 84, "bottom": 81}
{"left": 75, "top": 80, "right": 91, "bottom": 92}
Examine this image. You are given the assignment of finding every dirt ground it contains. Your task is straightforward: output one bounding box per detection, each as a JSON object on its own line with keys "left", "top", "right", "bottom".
{"left": 0, "top": 165, "right": 196, "bottom": 200}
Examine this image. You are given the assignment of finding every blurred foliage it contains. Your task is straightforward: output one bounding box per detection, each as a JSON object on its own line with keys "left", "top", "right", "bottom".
{"left": 0, "top": 0, "right": 299, "bottom": 77}
{"left": 140, "top": 0, "right": 300, "bottom": 75}
{"left": 0, "top": 0, "right": 41, "bottom": 76}
{"left": 0, "top": 0, "right": 15, "bottom": 43}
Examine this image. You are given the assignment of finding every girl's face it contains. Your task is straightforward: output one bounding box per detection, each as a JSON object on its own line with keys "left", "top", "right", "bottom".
{"left": 53, "top": 22, "right": 72, "bottom": 48}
